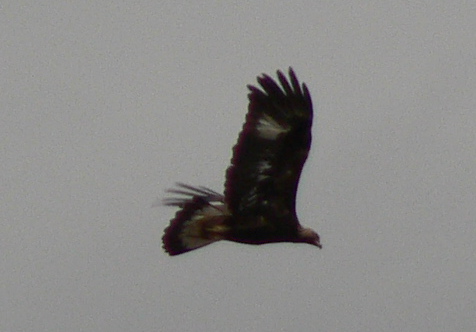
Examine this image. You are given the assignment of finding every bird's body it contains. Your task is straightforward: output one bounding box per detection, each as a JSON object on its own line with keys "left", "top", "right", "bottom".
{"left": 162, "top": 68, "right": 321, "bottom": 255}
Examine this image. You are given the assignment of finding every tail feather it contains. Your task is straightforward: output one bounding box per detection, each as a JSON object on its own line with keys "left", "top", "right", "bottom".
{"left": 162, "top": 182, "right": 224, "bottom": 208}
{"left": 162, "top": 195, "right": 230, "bottom": 256}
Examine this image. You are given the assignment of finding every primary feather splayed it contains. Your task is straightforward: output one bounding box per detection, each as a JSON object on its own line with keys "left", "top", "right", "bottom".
{"left": 162, "top": 68, "right": 321, "bottom": 255}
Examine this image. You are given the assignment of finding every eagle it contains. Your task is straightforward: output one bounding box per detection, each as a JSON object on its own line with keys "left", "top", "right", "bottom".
{"left": 162, "top": 68, "right": 321, "bottom": 255}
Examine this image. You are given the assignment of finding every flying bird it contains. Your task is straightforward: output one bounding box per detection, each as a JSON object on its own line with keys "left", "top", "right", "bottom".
{"left": 162, "top": 68, "right": 321, "bottom": 255}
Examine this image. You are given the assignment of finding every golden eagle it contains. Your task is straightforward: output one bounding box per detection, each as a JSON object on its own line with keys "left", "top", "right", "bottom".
{"left": 162, "top": 68, "right": 321, "bottom": 255}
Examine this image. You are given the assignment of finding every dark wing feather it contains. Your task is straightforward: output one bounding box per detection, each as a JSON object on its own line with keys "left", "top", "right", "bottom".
{"left": 224, "top": 68, "right": 313, "bottom": 226}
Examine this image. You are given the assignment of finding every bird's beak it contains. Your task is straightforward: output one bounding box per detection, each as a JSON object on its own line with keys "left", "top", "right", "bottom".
{"left": 315, "top": 241, "right": 322, "bottom": 249}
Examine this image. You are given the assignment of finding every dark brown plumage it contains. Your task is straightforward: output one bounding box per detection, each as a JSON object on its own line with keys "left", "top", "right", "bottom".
{"left": 162, "top": 68, "right": 321, "bottom": 255}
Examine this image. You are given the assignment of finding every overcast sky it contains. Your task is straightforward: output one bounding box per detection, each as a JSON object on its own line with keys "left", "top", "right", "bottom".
{"left": 2, "top": 1, "right": 475, "bottom": 331}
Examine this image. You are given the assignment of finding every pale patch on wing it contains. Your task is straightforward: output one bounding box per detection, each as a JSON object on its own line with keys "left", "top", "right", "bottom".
{"left": 258, "top": 160, "right": 272, "bottom": 172}
{"left": 237, "top": 160, "right": 275, "bottom": 210}
{"left": 256, "top": 160, "right": 272, "bottom": 181}
{"left": 256, "top": 114, "right": 289, "bottom": 140}
{"left": 238, "top": 186, "right": 259, "bottom": 210}
{"left": 257, "top": 174, "right": 269, "bottom": 181}
{"left": 245, "top": 187, "right": 259, "bottom": 205}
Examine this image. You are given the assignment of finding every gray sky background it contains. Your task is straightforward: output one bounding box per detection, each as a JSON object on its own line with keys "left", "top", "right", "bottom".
{"left": 2, "top": 1, "right": 475, "bottom": 331}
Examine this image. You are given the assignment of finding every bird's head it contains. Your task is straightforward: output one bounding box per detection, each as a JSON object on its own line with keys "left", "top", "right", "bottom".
{"left": 298, "top": 227, "right": 322, "bottom": 248}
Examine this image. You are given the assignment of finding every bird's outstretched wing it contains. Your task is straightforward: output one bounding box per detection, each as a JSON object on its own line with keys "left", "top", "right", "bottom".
{"left": 224, "top": 68, "right": 313, "bottom": 225}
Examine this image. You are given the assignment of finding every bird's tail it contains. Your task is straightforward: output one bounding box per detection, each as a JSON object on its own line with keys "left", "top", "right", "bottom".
{"left": 162, "top": 184, "right": 230, "bottom": 256}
